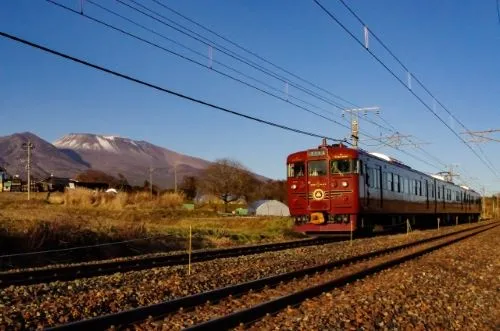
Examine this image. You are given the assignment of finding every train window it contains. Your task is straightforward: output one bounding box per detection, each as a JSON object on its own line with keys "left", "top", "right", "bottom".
{"left": 447, "top": 189, "right": 451, "bottom": 201}
{"left": 308, "top": 160, "right": 327, "bottom": 177}
{"left": 287, "top": 162, "right": 305, "bottom": 178}
{"left": 369, "top": 168, "right": 380, "bottom": 188}
{"left": 330, "top": 159, "right": 351, "bottom": 174}
{"left": 386, "top": 172, "right": 393, "bottom": 191}
{"left": 394, "top": 174, "right": 400, "bottom": 192}
{"left": 430, "top": 184, "right": 435, "bottom": 198}
{"left": 403, "top": 178, "right": 408, "bottom": 194}
{"left": 418, "top": 181, "right": 422, "bottom": 196}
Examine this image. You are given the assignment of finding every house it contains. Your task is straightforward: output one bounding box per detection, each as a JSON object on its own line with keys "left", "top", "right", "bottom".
{"left": 38, "top": 175, "right": 70, "bottom": 192}
{"left": 10, "top": 175, "right": 22, "bottom": 192}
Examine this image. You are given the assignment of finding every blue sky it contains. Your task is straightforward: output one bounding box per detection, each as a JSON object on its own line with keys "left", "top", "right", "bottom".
{"left": 1, "top": 0, "right": 499, "bottom": 193}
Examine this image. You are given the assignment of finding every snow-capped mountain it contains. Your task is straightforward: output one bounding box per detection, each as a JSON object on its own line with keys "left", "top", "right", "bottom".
{"left": 53, "top": 133, "right": 211, "bottom": 187}
{"left": 0, "top": 132, "right": 267, "bottom": 188}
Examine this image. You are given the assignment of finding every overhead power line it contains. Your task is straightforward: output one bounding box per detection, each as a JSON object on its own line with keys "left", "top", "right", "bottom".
{"left": 149, "top": 0, "right": 358, "bottom": 108}
{"left": 47, "top": 0, "right": 419, "bottom": 157}
{"left": 119, "top": 0, "right": 351, "bottom": 111}
{"left": 313, "top": 0, "right": 499, "bottom": 178}
{"left": 0, "top": 31, "right": 347, "bottom": 144}
{"left": 1, "top": 29, "right": 443, "bottom": 172}
{"left": 47, "top": 0, "right": 352, "bottom": 130}
{"left": 87, "top": 0, "right": 444, "bottom": 169}
{"left": 335, "top": 0, "right": 499, "bottom": 177}
{"left": 144, "top": 0, "right": 406, "bottom": 137}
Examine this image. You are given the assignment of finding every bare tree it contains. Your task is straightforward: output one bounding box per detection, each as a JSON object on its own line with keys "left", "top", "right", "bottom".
{"left": 200, "top": 158, "right": 255, "bottom": 212}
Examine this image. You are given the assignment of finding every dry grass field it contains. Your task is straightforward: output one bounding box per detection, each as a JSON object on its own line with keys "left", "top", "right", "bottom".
{"left": 0, "top": 190, "right": 297, "bottom": 263}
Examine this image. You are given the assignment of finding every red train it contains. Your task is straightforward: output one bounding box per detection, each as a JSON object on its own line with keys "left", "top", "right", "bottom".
{"left": 287, "top": 139, "right": 482, "bottom": 234}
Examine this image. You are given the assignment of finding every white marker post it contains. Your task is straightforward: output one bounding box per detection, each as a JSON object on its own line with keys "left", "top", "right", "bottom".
{"left": 437, "top": 217, "right": 440, "bottom": 231}
{"left": 350, "top": 219, "right": 353, "bottom": 246}
{"left": 188, "top": 225, "right": 192, "bottom": 276}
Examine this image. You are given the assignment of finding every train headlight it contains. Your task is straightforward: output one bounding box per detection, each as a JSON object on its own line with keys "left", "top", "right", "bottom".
{"left": 291, "top": 184, "right": 297, "bottom": 190}
{"left": 341, "top": 181, "right": 348, "bottom": 188}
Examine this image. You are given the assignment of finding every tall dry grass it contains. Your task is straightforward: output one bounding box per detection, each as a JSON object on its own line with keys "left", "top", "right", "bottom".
{"left": 62, "top": 188, "right": 185, "bottom": 210}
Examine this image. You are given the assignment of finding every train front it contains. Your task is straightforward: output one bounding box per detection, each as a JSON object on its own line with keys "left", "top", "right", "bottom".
{"left": 287, "top": 143, "right": 359, "bottom": 234}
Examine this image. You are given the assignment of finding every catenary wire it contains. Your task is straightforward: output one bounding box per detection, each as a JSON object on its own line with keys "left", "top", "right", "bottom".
{"left": 149, "top": 0, "right": 359, "bottom": 108}
{"left": 46, "top": 0, "right": 349, "bottom": 129}
{"left": 313, "top": 0, "right": 499, "bottom": 178}
{"left": 336, "top": 0, "right": 499, "bottom": 177}
{"left": 95, "top": 0, "right": 436, "bottom": 162}
{"left": 1, "top": 30, "right": 445, "bottom": 171}
{"left": 0, "top": 31, "right": 348, "bottom": 144}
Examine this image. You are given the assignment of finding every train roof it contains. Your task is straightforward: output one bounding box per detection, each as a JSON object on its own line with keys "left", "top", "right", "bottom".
{"left": 358, "top": 148, "right": 480, "bottom": 195}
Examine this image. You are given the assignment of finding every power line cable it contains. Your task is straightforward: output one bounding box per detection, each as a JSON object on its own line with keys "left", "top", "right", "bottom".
{"left": 149, "top": 0, "right": 359, "bottom": 108}
{"left": 56, "top": 0, "right": 456, "bottom": 171}
{"left": 97, "top": 1, "right": 403, "bottom": 138}
{"left": 29, "top": 0, "right": 444, "bottom": 172}
{"left": 0, "top": 31, "right": 347, "bottom": 144}
{"left": 50, "top": 0, "right": 404, "bottom": 146}
{"left": 88, "top": 0, "right": 412, "bottom": 147}
{"left": 336, "top": 0, "right": 500, "bottom": 177}
{"left": 313, "top": 0, "right": 499, "bottom": 178}
{"left": 0, "top": 30, "right": 443, "bottom": 172}
{"left": 47, "top": 0, "right": 349, "bottom": 129}
{"left": 119, "top": 0, "right": 360, "bottom": 113}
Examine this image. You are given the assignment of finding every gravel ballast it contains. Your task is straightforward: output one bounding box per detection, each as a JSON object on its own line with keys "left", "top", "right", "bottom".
{"left": 0, "top": 222, "right": 492, "bottom": 329}
{"left": 248, "top": 223, "right": 500, "bottom": 330}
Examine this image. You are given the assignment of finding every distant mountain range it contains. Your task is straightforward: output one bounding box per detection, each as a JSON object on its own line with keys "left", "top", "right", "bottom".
{"left": 0, "top": 132, "right": 257, "bottom": 188}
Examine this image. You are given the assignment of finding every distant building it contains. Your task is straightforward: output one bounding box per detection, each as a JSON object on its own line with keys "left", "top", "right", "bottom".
{"left": 0, "top": 167, "right": 7, "bottom": 192}
{"left": 38, "top": 175, "right": 70, "bottom": 192}
{"left": 10, "top": 175, "right": 22, "bottom": 192}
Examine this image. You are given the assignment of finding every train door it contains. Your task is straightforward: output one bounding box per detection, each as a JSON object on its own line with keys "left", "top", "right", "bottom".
{"left": 426, "top": 180, "right": 429, "bottom": 210}
{"left": 378, "top": 166, "right": 383, "bottom": 208}
{"left": 361, "top": 160, "right": 369, "bottom": 208}
{"left": 434, "top": 179, "right": 438, "bottom": 214}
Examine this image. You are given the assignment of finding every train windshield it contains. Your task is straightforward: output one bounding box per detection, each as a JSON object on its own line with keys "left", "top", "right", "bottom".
{"left": 308, "top": 160, "right": 328, "bottom": 177}
{"left": 287, "top": 162, "right": 305, "bottom": 178}
{"left": 330, "top": 159, "right": 358, "bottom": 175}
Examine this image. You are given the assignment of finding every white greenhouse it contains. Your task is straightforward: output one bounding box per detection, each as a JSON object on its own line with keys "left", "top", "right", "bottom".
{"left": 248, "top": 200, "right": 290, "bottom": 216}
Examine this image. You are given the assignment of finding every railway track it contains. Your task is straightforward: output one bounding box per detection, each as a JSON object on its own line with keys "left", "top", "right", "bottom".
{"left": 47, "top": 222, "right": 497, "bottom": 331}
{"left": 0, "top": 236, "right": 339, "bottom": 287}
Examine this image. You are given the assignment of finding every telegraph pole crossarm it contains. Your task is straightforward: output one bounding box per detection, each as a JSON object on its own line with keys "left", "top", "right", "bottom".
{"left": 343, "top": 106, "right": 380, "bottom": 149}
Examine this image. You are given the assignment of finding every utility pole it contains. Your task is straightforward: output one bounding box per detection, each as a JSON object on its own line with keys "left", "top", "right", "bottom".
{"left": 22, "top": 140, "right": 35, "bottom": 200}
{"left": 343, "top": 107, "right": 380, "bottom": 148}
{"left": 174, "top": 163, "right": 178, "bottom": 193}
{"left": 437, "top": 164, "right": 460, "bottom": 183}
{"left": 149, "top": 166, "right": 154, "bottom": 199}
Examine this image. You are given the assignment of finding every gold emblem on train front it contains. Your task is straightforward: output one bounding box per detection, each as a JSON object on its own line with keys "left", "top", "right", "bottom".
{"left": 312, "top": 189, "right": 325, "bottom": 200}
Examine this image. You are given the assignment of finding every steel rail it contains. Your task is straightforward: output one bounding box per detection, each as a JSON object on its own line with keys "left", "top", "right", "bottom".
{"left": 46, "top": 222, "right": 496, "bottom": 331}
{"left": 187, "top": 223, "right": 497, "bottom": 331}
{"left": 0, "top": 237, "right": 338, "bottom": 287}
